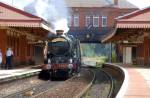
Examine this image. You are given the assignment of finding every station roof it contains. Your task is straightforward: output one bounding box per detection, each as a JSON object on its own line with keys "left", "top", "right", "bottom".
{"left": 0, "top": 2, "right": 51, "bottom": 32}
{"left": 65, "top": 0, "right": 137, "bottom": 8}
{"left": 116, "top": 7, "right": 150, "bottom": 28}
{"left": 102, "top": 7, "right": 150, "bottom": 43}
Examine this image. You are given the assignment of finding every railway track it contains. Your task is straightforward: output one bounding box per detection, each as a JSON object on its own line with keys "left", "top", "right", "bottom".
{"left": 103, "top": 63, "right": 127, "bottom": 98}
{"left": 1, "top": 64, "right": 124, "bottom": 98}
{"left": 82, "top": 67, "right": 113, "bottom": 98}
{"left": 0, "top": 68, "right": 94, "bottom": 98}
{"left": 3, "top": 81, "right": 61, "bottom": 98}
{"left": 1, "top": 76, "right": 62, "bottom": 98}
{"left": 33, "top": 69, "right": 94, "bottom": 98}
{"left": 81, "top": 63, "right": 126, "bottom": 98}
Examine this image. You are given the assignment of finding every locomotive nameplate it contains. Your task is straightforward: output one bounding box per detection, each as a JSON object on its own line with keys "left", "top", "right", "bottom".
{"left": 52, "top": 64, "right": 67, "bottom": 69}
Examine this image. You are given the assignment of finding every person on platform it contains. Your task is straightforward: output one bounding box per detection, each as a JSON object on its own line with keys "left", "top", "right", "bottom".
{"left": 0, "top": 49, "right": 2, "bottom": 69}
{"left": 5, "top": 48, "right": 13, "bottom": 69}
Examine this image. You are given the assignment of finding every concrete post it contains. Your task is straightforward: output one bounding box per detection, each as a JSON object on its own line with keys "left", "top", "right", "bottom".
{"left": 109, "top": 43, "right": 112, "bottom": 63}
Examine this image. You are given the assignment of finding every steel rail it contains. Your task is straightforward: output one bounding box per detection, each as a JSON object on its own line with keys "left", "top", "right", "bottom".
{"left": 74, "top": 67, "right": 95, "bottom": 98}
{"left": 105, "top": 63, "right": 128, "bottom": 98}
{"left": 32, "top": 68, "right": 95, "bottom": 98}
{"left": 3, "top": 80, "right": 60, "bottom": 98}
{"left": 100, "top": 69, "right": 114, "bottom": 98}
{"left": 81, "top": 65, "right": 114, "bottom": 98}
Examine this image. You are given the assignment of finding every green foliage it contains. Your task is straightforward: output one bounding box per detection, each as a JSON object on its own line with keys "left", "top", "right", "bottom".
{"left": 80, "top": 43, "right": 116, "bottom": 66}
{"left": 83, "top": 95, "right": 90, "bottom": 98}
{"left": 95, "top": 56, "right": 108, "bottom": 67}
{"left": 80, "top": 43, "right": 111, "bottom": 57}
{"left": 81, "top": 44, "right": 95, "bottom": 57}
{"left": 112, "top": 51, "right": 116, "bottom": 63}
{"left": 11, "top": 76, "right": 17, "bottom": 80}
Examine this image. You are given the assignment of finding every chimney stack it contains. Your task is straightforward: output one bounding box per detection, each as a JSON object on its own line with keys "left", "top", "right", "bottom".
{"left": 114, "top": 0, "right": 118, "bottom": 5}
{"left": 56, "top": 30, "right": 64, "bottom": 35}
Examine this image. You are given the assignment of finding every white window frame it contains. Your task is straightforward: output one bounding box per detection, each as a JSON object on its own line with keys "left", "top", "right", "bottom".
{"left": 68, "top": 16, "right": 72, "bottom": 27}
{"left": 85, "top": 15, "right": 91, "bottom": 27}
{"left": 93, "top": 15, "right": 99, "bottom": 27}
{"left": 102, "top": 16, "right": 107, "bottom": 27}
{"left": 73, "top": 14, "right": 79, "bottom": 27}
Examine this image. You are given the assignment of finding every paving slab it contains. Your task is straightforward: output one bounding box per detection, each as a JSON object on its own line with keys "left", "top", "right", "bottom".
{"left": 124, "top": 67, "right": 150, "bottom": 98}
{"left": 0, "top": 69, "right": 41, "bottom": 82}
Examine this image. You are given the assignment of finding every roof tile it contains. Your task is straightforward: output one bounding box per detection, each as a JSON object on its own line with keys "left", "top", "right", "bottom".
{"left": 65, "top": 0, "right": 137, "bottom": 8}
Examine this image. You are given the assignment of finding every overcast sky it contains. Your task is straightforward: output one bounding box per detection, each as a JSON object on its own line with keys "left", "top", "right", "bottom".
{"left": 0, "top": 0, "right": 150, "bottom": 10}
{"left": 127, "top": 0, "right": 150, "bottom": 9}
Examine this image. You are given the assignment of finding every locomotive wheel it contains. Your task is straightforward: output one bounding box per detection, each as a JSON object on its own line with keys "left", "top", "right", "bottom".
{"left": 65, "top": 71, "right": 69, "bottom": 79}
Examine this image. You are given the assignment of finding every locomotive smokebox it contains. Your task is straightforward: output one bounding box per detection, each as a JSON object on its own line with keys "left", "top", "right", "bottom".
{"left": 56, "top": 30, "right": 64, "bottom": 35}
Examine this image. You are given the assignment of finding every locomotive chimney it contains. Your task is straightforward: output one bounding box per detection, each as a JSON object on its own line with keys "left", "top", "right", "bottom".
{"left": 114, "top": 0, "right": 118, "bottom": 5}
{"left": 56, "top": 30, "right": 64, "bottom": 35}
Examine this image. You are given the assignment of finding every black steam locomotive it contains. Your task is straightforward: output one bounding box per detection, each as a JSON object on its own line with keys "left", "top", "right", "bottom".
{"left": 39, "top": 30, "right": 81, "bottom": 80}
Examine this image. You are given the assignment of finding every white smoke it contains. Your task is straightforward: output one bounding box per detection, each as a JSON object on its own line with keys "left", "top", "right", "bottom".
{"left": 25, "top": 0, "right": 70, "bottom": 34}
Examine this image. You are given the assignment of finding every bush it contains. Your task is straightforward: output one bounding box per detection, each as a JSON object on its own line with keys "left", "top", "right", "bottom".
{"left": 96, "top": 62, "right": 103, "bottom": 67}
{"left": 95, "top": 56, "right": 108, "bottom": 67}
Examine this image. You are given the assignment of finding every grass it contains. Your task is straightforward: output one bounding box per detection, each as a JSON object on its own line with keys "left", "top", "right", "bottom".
{"left": 83, "top": 95, "right": 90, "bottom": 98}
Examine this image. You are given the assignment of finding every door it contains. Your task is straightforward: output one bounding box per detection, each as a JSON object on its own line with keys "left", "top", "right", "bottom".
{"left": 34, "top": 46, "right": 43, "bottom": 64}
{"left": 123, "top": 47, "right": 132, "bottom": 64}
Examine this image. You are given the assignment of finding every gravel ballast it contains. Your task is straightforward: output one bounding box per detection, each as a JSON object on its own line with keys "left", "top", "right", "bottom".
{"left": 34, "top": 69, "right": 94, "bottom": 98}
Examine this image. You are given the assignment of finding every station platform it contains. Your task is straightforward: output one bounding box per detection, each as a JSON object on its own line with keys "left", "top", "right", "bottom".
{"left": 0, "top": 68, "right": 41, "bottom": 83}
{"left": 122, "top": 65, "right": 150, "bottom": 98}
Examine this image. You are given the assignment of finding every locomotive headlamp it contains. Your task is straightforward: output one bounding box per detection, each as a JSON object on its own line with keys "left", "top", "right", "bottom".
{"left": 68, "top": 59, "right": 73, "bottom": 69}
{"left": 69, "top": 59, "right": 73, "bottom": 63}
{"left": 68, "top": 63, "right": 73, "bottom": 69}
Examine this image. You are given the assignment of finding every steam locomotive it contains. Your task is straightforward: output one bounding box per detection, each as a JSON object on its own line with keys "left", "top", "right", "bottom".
{"left": 39, "top": 30, "right": 81, "bottom": 80}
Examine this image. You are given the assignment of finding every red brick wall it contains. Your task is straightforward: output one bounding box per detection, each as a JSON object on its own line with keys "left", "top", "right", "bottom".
{"left": 0, "top": 29, "right": 37, "bottom": 65}
{"left": 69, "top": 7, "right": 137, "bottom": 29}
{"left": 0, "top": 29, "right": 7, "bottom": 63}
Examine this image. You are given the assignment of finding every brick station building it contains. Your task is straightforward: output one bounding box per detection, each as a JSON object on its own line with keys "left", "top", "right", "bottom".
{"left": 65, "top": 0, "right": 138, "bottom": 42}
{"left": 0, "top": 0, "right": 139, "bottom": 66}
{"left": 0, "top": 2, "right": 51, "bottom": 66}
{"left": 103, "top": 7, "right": 150, "bottom": 65}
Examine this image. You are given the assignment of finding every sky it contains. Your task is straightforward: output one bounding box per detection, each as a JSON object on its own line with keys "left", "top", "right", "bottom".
{"left": 127, "top": 0, "right": 150, "bottom": 9}
{"left": 0, "top": 0, "right": 150, "bottom": 10}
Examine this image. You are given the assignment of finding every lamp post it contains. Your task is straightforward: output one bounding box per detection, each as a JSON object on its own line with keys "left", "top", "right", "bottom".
{"left": 109, "top": 43, "right": 112, "bottom": 63}
{"left": 11, "top": 0, "right": 14, "bottom": 6}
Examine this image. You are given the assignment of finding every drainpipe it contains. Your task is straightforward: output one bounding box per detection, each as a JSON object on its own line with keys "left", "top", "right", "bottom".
{"left": 109, "top": 43, "right": 112, "bottom": 63}
{"left": 114, "top": 0, "right": 118, "bottom": 5}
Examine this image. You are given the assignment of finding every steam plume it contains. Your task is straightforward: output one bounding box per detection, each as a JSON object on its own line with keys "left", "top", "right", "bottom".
{"left": 24, "top": 0, "right": 70, "bottom": 34}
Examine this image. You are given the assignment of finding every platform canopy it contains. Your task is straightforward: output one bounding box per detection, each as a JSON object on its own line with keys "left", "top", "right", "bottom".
{"left": 0, "top": 2, "right": 52, "bottom": 37}
{"left": 102, "top": 7, "right": 150, "bottom": 43}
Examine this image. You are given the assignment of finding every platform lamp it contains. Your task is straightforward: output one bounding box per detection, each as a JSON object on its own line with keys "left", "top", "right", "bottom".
{"left": 11, "top": 0, "right": 14, "bottom": 6}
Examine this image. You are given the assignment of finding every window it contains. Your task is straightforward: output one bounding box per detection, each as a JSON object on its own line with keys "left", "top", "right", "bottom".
{"left": 93, "top": 15, "right": 99, "bottom": 27}
{"left": 73, "top": 14, "right": 79, "bottom": 27}
{"left": 68, "top": 16, "right": 72, "bottom": 27}
{"left": 85, "top": 15, "right": 91, "bottom": 27}
{"left": 102, "top": 16, "right": 107, "bottom": 27}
